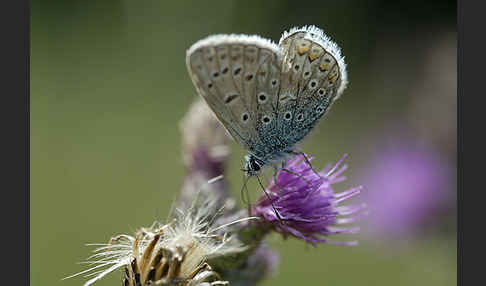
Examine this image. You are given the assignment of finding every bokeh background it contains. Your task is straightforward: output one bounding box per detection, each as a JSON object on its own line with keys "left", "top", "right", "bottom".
{"left": 31, "top": 1, "right": 456, "bottom": 285}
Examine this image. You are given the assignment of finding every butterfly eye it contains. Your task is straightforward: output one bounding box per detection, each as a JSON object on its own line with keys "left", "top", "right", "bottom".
{"left": 296, "top": 113, "right": 304, "bottom": 122}
{"left": 250, "top": 160, "right": 261, "bottom": 172}
{"left": 284, "top": 111, "right": 292, "bottom": 120}
{"left": 318, "top": 88, "right": 326, "bottom": 96}
{"left": 271, "top": 79, "right": 278, "bottom": 86}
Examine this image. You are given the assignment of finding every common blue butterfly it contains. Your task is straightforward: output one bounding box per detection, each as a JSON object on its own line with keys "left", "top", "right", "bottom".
{"left": 186, "top": 26, "right": 348, "bottom": 177}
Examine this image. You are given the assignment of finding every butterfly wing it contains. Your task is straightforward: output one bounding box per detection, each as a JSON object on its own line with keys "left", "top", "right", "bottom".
{"left": 186, "top": 26, "right": 348, "bottom": 167}
{"left": 274, "top": 26, "right": 348, "bottom": 146}
{"left": 186, "top": 34, "right": 282, "bottom": 153}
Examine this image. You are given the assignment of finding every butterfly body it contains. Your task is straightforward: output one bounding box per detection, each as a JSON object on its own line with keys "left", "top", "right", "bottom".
{"left": 186, "top": 26, "right": 348, "bottom": 177}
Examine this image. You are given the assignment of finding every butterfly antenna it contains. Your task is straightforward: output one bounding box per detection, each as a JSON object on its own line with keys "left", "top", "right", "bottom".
{"left": 256, "top": 174, "right": 284, "bottom": 224}
{"left": 240, "top": 173, "right": 252, "bottom": 215}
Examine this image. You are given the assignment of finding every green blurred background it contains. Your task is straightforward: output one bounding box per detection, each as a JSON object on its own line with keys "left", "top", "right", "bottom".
{"left": 31, "top": 1, "right": 456, "bottom": 285}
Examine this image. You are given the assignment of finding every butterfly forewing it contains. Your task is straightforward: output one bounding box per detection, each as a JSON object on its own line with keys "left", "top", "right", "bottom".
{"left": 186, "top": 35, "right": 282, "bottom": 153}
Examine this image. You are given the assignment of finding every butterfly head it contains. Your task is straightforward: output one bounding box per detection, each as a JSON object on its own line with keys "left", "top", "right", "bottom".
{"left": 243, "top": 154, "right": 264, "bottom": 177}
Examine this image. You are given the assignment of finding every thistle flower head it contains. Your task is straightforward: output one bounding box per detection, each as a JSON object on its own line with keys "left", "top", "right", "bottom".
{"left": 178, "top": 98, "right": 233, "bottom": 211}
{"left": 180, "top": 98, "right": 231, "bottom": 166}
{"left": 361, "top": 142, "right": 451, "bottom": 239}
{"left": 65, "top": 196, "right": 253, "bottom": 286}
{"left": 253, "top": 154, "right": 364, "bottom": 246}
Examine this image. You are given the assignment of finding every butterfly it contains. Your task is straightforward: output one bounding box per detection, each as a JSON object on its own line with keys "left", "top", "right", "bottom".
{"left": 186, "top": 26, "right": 348, "bottom": 178}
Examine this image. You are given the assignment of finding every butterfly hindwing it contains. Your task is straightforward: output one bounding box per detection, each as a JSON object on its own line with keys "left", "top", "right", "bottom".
{"left": 253, "top": 49, "right": 284, "bottom": 157}
{"left": 275, "top": 27, "right": 348, "bottom": 147}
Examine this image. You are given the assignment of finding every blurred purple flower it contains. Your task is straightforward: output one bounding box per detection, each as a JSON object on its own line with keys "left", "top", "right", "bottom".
{"left": 253, "top": 154, "right": 364, "bottom": 246}
{"left": 362, "top": 143, "right": 451, "bottom": 239}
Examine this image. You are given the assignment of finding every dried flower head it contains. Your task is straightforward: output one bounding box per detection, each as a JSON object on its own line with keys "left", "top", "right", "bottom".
{"left": 253, "top": 154, "right": 364, "bottom": 246}
{"left": 66, "top": 197, "right": 255, "bottom": 286}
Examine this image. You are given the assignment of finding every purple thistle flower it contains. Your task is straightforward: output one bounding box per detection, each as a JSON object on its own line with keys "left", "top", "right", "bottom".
{"left": 360, "top": 141, "right": 452, "bottom": 239}
{"left": 253, "top": 154, "right": 364, "bottom": 246}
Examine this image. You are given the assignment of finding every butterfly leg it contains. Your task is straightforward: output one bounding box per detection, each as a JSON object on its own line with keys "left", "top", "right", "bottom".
{"left": 273, "top": 163, "right": 285, "bottom": 191}
{"left": 273, "top": 163, "right": 313, "bottom": 194}
{"left": 255, "top": 171, "right": 284, "bottom": 224}
{"left": 279, "top": 167, "right": 314, "bottom": 190}
{"left": 290, "top": 150, "right": 322, "bottom": 179}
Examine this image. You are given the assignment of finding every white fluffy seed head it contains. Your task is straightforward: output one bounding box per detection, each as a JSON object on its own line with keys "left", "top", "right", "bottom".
{"left": 65, "top": 196, "right": 251, "bottom": 286}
